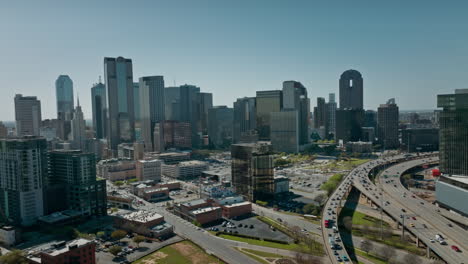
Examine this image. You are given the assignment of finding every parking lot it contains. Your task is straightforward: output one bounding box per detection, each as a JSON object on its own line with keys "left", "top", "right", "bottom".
{"left": 206, "top": 215, "right": 293, "bottom": 243}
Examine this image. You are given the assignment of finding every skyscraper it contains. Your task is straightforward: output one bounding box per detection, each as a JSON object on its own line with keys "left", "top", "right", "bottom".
{"left": 233, "top": 97, "right": 256, "bottom": 143}
{"left": 196, "top": 92, "right": 213, "bottom": 135}
{"left": 270, "top": 110, "right": 299, "bottom": 153}
{"left": 336, "top": 108, "right": 364, "bottom": 143}
{"left": 437, "top": 89, "right": 468, "bottom": 176}
{"left": 14, "top": 94, "right": 42, "bottom": 136}
{"left": 71, "top": 98, "right": 87, "bottom": 150}
{"left": 313, "top": 97, "right": 326, "bottom": 129}
{"left": 55, "top": 75, "right": 74, "bottom": 121}
{"left": 164, "top": 86, "right": 181, "bottom": 121}
{"left": 91, "top": 80, "right": 107, "bottom": 139}
{"left": 326, "top": 93, "right": 337, "bottom": 137}
{"left": 282, "top": 81, "right": 309, "bottom": 145}
{"left": 208, "top": 106, "right": 234, "bottom": 148}
{"left": 139, "top": 76, "right": 165, "bottom": 151}
{"left": 377, "top": 98, "right": 399, "bottom": 149}
{"left": 0, "top": 122, "right": 7, "bottom": 138}
{"left": 256, "top": 90, "right": 282, "bottom": 140}
{"left": 133, "top": 82, "right": 140, "bottom": 123}
{"left": 0, "top": 137, "right": 47, "bottom": 226}
{"left": 339, "top": 70, "right": 363, "bottom": 110}
{"left": 231, "top": 142, "right": 275, "bottom": 201}
{"left": 104, "top": 57, "right": 135, "bottom": 153}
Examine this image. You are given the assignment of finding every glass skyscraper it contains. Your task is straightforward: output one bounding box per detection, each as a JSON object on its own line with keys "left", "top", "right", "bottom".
{"left": 55, "top": 75, "right": 74, "bottom": 121}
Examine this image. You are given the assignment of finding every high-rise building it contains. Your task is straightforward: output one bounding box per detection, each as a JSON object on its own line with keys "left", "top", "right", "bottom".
{"left": 55, "top": 75, "right": 74, "bottom": 121}
{"left": 14, "top": 94, "right": 42, "bottom": 136}
{"left": 104, "top": 57, "right": 135, "bottom": 153}
{"left": 231, "top": 143, "right": 275, "bottom": 201}
{"left": 256, "top": 90, "right": 282, "bottom": 140}
{"left": 91, "top": 80, "right": 107, "bottom": 139}
{"left": 164, "top": 86, "right": 181, "bottom": 121}
{"left": 48, "top": 150, "right": 107, "bottom": 216}
{"left": 437, "top": 89, "right": 468, "bottom": 176}
{"left": 0, "top": 137, "right": 47, "bottom": 226}
{"left": 313, "top": 97, "right": 326, "bottom": 129}
{"left": 0, "top": 122, "right": 7, "bottom": 138}
{"left": 336, "top": 109, "right": 364, "bottom": 143}
{"left": 270, "top": 110, "right": 299, "bottom": 153}
{"left": 139, "top": 76, "right": 165, "bottom": 151}
{"left": 377, "top": 98, "right": 399, "bottom": 149}
{"left": 326, "top": 93, "right": 337, "bottom": 137}
{"left": 153, "top": 121, "right": 192, "bottom": 151}
{"left": 364, "top": 110, "right": 377, "bottom": 130}
{"left": 233, "top": 97, "right": 256, "bottom": 143}
{"left": 339, "top": 70, "right": 363, "bottom": 110}
{"left": 196, "top": 92, "right": 213, "bottom": 135}
{"left": 133, "top": 82, "right": 140, "bottom": 123}
{"left": 401, "top": 128, "right": 439, "bottom": 152}
{"left": 71, "top": 98, "right": 87, "bottom": 150}
{"left": 282, "top": 81, "right": 309, "bottom": 144}
{"left": 208, "top": 106, "right": 234, "bottom": 148}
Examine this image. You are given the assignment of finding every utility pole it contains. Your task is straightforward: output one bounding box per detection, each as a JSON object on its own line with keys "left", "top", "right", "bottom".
{"left": 401, "top": 214, "right": 405, "bottom": 240}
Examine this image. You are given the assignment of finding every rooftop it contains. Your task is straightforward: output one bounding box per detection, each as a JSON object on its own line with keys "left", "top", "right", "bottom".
{"left": 120, "top": 210, "right": 163, "bottom": 223}
{"left": 191, "top": 206, "right": 221, "bottom": 215}
{"left": 181, "top": 199, "right": 207, "bottom": 207}
{"left": 143, "top": 187, "right": 169, "bottom": 194}
{"left": 223, "top": 201, "right": 251, "bottom": 208}
{"left": 27, "top": 238, "right": 93, "bottom": 258}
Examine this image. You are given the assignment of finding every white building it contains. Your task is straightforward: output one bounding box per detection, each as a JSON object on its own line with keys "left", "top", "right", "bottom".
{"left": 162, "top": 160, "right": 208, "bottom": 179}
{"left": 136, "top": 159, "right": 162, "bottom": 182}
{"left": 0, "top": 226, "right": 16, "bottom": 246}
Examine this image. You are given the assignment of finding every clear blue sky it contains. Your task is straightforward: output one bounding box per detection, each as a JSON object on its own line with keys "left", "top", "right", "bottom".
{"left": 1, "top": 0, "right": 467, "bottom": 121}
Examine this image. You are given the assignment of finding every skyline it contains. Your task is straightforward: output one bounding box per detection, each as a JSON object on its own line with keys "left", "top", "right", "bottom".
{"left": 1, "top": 1, "right": 468, "bottom": 120}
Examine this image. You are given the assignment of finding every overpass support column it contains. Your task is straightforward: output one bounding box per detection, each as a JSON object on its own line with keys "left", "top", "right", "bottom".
{"left": 426, "top": 247, "right": 430, "bottom": 258}
{"left": 416, "top": 237, "right": 419, "bottom": 247}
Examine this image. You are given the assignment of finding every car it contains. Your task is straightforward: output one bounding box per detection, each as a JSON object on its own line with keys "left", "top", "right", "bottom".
{"left": 342, "top": 255, "right": 349, "bottom": 261}
{"left": 336, "top": 256, "right": 342, "bottom": 261}
{"left": 409, "top": 223, "right": 415, "bottom": 227}
{"left": 238, "top": 224, "right": 243, "bottom": 227}
{"left": 333, "top": 250, "right": 339, "bottom": 255}
{"left": 401, "top": 208, "right": 406, "bottom": 212}
{"left": 448, "top": 223, "right": 453, "bottom": 227}
{"left": 430, "top": 239, "right": 435, "bottom": 243}
{"left": 412, "top": 217, "right": 416, "bottom": 220}
{"left": 451, "top": 245, "right": 461, "bottom": 252}
{"left": 250, "top": 224, "right": 254, "bottom": 229}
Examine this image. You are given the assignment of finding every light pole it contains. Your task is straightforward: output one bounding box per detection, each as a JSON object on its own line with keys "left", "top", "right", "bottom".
{"left": 400, "top": 214, "right": 405, "bottom": 241}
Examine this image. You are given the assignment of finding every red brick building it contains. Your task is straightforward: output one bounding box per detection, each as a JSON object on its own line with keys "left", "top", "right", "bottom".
{"left": 32, "top": 239, "right": 96, "bottom": 264}
{"left": 222, "top": 201, "right": 252, "bottom": 219}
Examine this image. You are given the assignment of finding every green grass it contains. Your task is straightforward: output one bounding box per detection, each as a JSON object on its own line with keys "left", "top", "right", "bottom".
{"left": 242, "top": 248, "right": 285, "bottom": 258}
{"left": 351, "top": 231, "right": 424, "bottom": 256}
{"left": 218, "top": 234, "right": 301, "bottom": 251}
{"left": 235, "top": 248, "right": 270, "bottom": 264}
{"left": 339, "top": 207, "right": 390, "bottom": 227}
{"left": 354, "top": 248, "right": 388, "bottom": 264}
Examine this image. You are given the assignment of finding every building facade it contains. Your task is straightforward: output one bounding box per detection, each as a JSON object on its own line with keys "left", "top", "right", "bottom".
{"left": 208, "top": 106, "right": 234, "bottom": 148}
{"left": 70, "top": 99, "right": 87, "bottom": 150}
{"left": 339, "top": 69, "right": 363, "bottom": 110}
{"left": 377, "top": 98, "right": 399, "bottom": 149}
{"left": 233, "top": 97, "right": 256, "bottom": 143}
{"left": 139, "top": 76, "right": 165, "bottom": 151}
{"left": 14, "top": 94, "right": 42, "bottom": 136}
{"left": 270, "top": 110, "right": 299, "bottom": 153}
{"left": 282, "top": 81, "right": 309, "bottom": 145}
{"left": 326, "top": 93, "right": 337, "bottom": 138}
{"left": 335, "top": 109, "right": 365, "bottom": 143}
{"left": 401, "top": 128, "right": 439, "bottom": 152}
{"left": 136, "top": 159, "right": 162, "bottom": 182}
{"left": 91, "top": 81, "right": 107, "bottom": 139}
{"left": 256, "top": 90, "right": 282, "bottom": 141}
{"left": 55, "top": 75, "right": 74, "bottom": 121}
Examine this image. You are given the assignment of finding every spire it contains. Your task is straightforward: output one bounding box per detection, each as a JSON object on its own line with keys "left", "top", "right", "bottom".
{"left": 98, "top": 75, "right": 102, "bottom": 83}
{"left": 77, "top": 93, "right": 80, "bottom": 107}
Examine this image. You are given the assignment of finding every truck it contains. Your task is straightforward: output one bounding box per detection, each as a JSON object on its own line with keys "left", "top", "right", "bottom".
{"left": 333, "top": 225, "right": 338, "bottom": 233}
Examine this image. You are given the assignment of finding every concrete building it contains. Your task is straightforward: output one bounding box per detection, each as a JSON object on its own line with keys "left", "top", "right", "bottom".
{"left": 14, "top": 94, "right": 42, "bottom": 136}
{"left": 162, "top": 161, "right": 208, "bottom": 179}
{"left": 274, "top": 176, "right": 289, "bottom": 194}
{"left": 174, "top": 199, "right": 221, "bottom": 225}
{"left": 153, "top": 121, "right": 192, "bottom": 151}
{"left": 113, "top": 210, "right": 174, "bottom": 239}
{"left": 435, "top": 176, "right": 468, "bottom": 215}
{"left": 208, "top": 106, "right": 234, "bottom": 148}
{"left": 282, "top": 81, "right": 309, "bottom": 145}
{"left": 145, "top": 151, "right": 191, "bottom": 164}
{"left": 221, "top": 201, "right": 252, "bottom": 219}
{"left": 91, "top": 80, "right": 107, "bottom": 139}
{"left": 0, "top": 122, "right": 7, "bottom": 138}
{"left": 0, "top": 137, "right": 47, "bottom": 226}
{"left": 270, "top": 110, "right": 299, "bottom": 153}
{"left": 346, "top": 141, "right": 373, "bottom": 153}
{"left": 256, "top": 90, "right": 282, "bottom": 141}
{"left": 231, "top": 142, "right": 275, "bottom": 201}
{"left": 107, "top": 192, "right": 135, "bottom": 210}
{"left": 336, "top": 108, "right": 364, "bottom": 143}
{"left": 117, "top": 142, "right": 144, "bottom": 160}
{"left": 139, "top": 76, "right": 165, "bottom": 151}
{"left": 233, "top": 97, "right": 256, "bottom": 143}
{"left": 438, "top": 89, "right": 468, "bottom": 176}
{"left": 48, "top": 150, "right": 107, "bottom": 217}
{"left": 361, "top": 127, "right": 375, "bottom": 143}
{"left": 136, "top": 159, "right": 162, "bottom": 182}
{"left": 401, "top": 128, "right": 439, "bottom": 152}
{"left": 70, "top": 99, "right": 87, "bottom": 150}
{"left": 377, "top": 98, "right": 399, "bottom": 149}
{"left": 339, "top": 69, "right": 363, "bottom": 110}
{"left": 104, "top": 57, "right": 135, "bottom": 153}
{"left": 140, "top": 187, "right": 169, "bottom": 202}
{"left": 0, "top": 226, "right": 16, "bottom": 246}
{"left": 55, "top": 75, "right": 74, "bottom": 121}
{"left": 96, "top": 158, "right": 136, "bottom": 181}
{"left": 28, "top": 238, "right": 96, "bottom": 264}
{"left": 326, "top": 93, "right": 337, "bottom": 138}
{"left": 196, "top": 92, "right": 213, "bottom": 136}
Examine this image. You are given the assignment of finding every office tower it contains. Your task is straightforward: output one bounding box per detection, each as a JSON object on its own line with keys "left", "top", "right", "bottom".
{"left": 256, "top": 90, "right": 282, "bottom": 140}
{"left": 91, "top": 80, "right": 107, "bottom": 139}
{"left": 339, "top": 70, "right": 363, "bottom": 109}
{"left": 208, "top": 106, "right": 234, "bottom": 148}
{"left": 326, "top": 93, "right": 337, "bottom": 137}
{"left": 14, "top": 94, "right": 42, "bottom": 136}
{"left": 270, "top": 111, "right": 299, "bottom": 153}
{"left": 70, "top": 98, "right": 87, "bottom": 150}
{"left": 104, "top": 57, "right": 135, "bottom": 153}
{"left": 139, "top": 76, "right": 165, "bottom": 151}
{"left": 153, "top": 121, "right": 192, "bottom": 152}
{"left": 361, "top": 127, "right": 375, "bottom": 142}
{"left": 364, "top": 110, "right": 377, "bottom": 129}
{"left": 48, "top": 150, "right": 107, "bottom": 216}
{"left": 231, "top": 143, "right": 274, "bottom": 201}
{"left": 133, "top": 82, "right": 140, "bottom": 123}
{"left": 313, "top": 97, "right": 326, "bottom": 129}
{"left": 282, "top": 81, "right": 309, "bottom": 144}
{"left": 401, "top": 128, "right": 439, "bottom": 152}
{"left": 377, "top": 98, "right": 399, "bottom": 149}
{"left": 180, "top": 84, "right": 201, "bottom": 146}
{"left": 55, "top": 75, "right": 74, "bottom": 121}
{"left": 437, "top": 89, "right": 468, "bottom": 176}
{"left": 233, "top": 97, "right": 256, "bottom": 143}
{"left": 164, "top": 86, "right": 181, "bottom": 121}
{"left": 0, "top": 137, "right": 47, "bottom": 226}
{"left": 335, "top": 109, "right": 364, "bottom": 143}
{"left": 0, "top": 122, "right": 7, "bottom": 138}
{"left": 196, "top": 92, "right": 213, "bottom": 135}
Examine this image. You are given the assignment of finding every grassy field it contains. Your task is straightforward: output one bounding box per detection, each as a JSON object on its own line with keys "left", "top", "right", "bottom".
{"left": 241, "top": 248, "right": 285, "bottom": 258}
{"left": 305, "top": 158, "right": 370, "bottom": 171}
{"left": 339, "top": 207, "right": 390, "bottom": 227}
{"left": 133, "top": 240, "right": 224, "bottom": 264}
{"left": 351, "top": 231, "right": 424, "bottom": 256}
{"left": 354, "top": 248, "right": 388, "bottom": 264}
{"left": 218, "top": 234, "right": 301, "bottom": 251}
{"left": 235, "top": 248, "right": 270, "bottom": 264}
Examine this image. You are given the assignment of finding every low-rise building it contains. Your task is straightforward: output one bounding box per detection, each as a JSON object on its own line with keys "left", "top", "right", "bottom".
{"left": 145, "top": 151, "right": 191, "bottom": 164}
{"left": 174, "top": 199, "right": 211, "bottom": 221}
{"left": 222, "top": 202, "right": 252, "bottom": 219}
{"left": 140, "top": 187, "right": 170, "bottom": 202}
{"left": 107, "top": 192, "right": 135, "bottom": 210}
{"left": 345, "top": 141, "right": 373, "bottom": 153}
{"left": 136, "top": 159, "right": 162, "bottom": 182}
{"left": 274, "top": 176, "right": 290, "bottom": 194}
{"left": 96, "top": 158, "right": 136, "bottom": 181}
{"left": 191, "top": 207, "right": 222, "bottom": 225}
{"left": 162, "top": 161, "right": 208, "bottom": 179}
{"left": 27, "top": 238, "right": 96, "bottom": 264}
{"left": 117, "top": 142, "right": 144, "bottom": 160}
{"left": 113, "top": 210, "right": 173, "bottom": 239}
{"left": 0, "top": 226, "right": 16, "bottom": 246}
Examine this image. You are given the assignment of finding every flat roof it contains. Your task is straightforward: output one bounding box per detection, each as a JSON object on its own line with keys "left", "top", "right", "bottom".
{"left": 181, "top": 199, "right": 207, "bottom": 207}
{"left": 143, "top": 187, "right": 169, "bottom": 194}
{"left": 224, "top": 201, "right": 251, "bottom": 208}
{"left": 191, "top": 206, "right": 221, "bottom": 215}
{"left": 444, "top": 175, "right": 468, "bottom": 184}
{"left": 27, "top": 238, "right": 93, "bottom": 258}
{"left": 120, "top": 210, "right": 163, "bottom": 223}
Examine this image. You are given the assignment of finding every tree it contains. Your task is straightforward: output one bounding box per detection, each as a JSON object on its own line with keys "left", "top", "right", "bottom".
{"left": 96, "top": 231, "right": 106, "bottom": 239}
{"left": 379, "top": 245, "right": 396, "bottom": 261}
{"left": 0, "top": 250, "right": 28, "bottom": 264}
{"left": 133, "top": 235, "right": 145, "bottom": 248}
{"left": 109, "top": 245, "right": 122, "bottom": 256}
{"left": 343, "top": 216, "right": 353, "bottom": 231}
{"left": 313, "top": 194, "right": 327, "bottom": 205}
{"left": 294, "top": 252, "right": 322, "bottom": 264}
{"left": 360, "top": 239, "right": 373, "bottom": 254}
{"left": 111, "top": 230, "right": 127, "bottom": 241}
{"left": 403, "top": 253, "right": 421, "bottom": 264}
